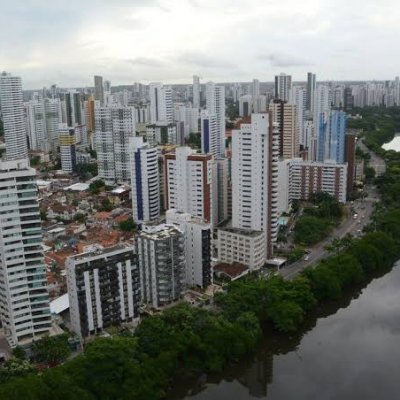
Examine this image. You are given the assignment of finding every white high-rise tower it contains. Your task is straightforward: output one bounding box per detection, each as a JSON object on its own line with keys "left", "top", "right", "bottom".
{"left": 274, "top": 73, "right": 292, "bottom": 102}
{"left": 0, "top": 160, "right": 51, "bottom": 345}
{"left": 205, "top": 82, "right": 226, "bottom": 157}
{"left": 130, "top": 137, "right": 160, "bottom": 223}
{"left": 231, "top": 113, "right": 279, "bottom": 258}
{"left": 149, "top": 83, "right": 173, "bottom": 124}
{"left": 0, "top": 72, "right": 28, "bottom": 161}
{"left": 193, "top": 75, "right": 200, "bottom": 109}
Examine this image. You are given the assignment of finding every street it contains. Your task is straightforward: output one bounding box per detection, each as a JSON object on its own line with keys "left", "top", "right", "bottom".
{"left": 358, "top": 139, "right": 386, "bottom": 176}
{"left": 279, "top": 184, "right": 378, "bottom": 280}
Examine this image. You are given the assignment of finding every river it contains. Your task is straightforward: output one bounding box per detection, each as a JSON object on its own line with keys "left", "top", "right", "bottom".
{"left": 168, "top": 262, "right": 400, "bottom": 400}
{"left": 382, "top": 133, "right": 400, "bottom": 152}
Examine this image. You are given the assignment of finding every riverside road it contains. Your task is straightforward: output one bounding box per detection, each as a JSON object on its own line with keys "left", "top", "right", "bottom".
{"left": 280, "top": 139, "right": 383, "bottom": 281}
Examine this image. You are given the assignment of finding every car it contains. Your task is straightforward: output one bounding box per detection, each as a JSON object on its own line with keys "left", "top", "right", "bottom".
{"left": 303, "top": 255, "right": 309, "bottom": 261}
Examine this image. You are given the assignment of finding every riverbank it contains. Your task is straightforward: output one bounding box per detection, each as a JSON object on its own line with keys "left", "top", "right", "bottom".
{"left": 168, "top": 261, "right": 400, "bottom": 400}
{"left": 1, "top": 108, "right": 400, "bottom": 400}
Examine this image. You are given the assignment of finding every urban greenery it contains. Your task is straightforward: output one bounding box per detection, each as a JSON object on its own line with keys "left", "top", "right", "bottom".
{"left": 75, "top": 163, "right": 98, "bottom": 181}
{"left": 294, "top": 192, "right": 343, "bottom": 245}
{"left": 118, "top": 217, "right": 136, "bottom": 232}
{"left": 0, "top": 228, "right": 399, "bottom": 399}
{"left": 0, "top": 107, "right": 400, "bottom": 399}
{"left": 186, "top": 132, "right": 201, "bottom": 148}
{"left": 89, "top": 179, "right": 106, "bottom": 195}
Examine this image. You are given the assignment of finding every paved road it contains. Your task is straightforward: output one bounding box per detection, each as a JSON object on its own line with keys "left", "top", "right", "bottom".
{"left": 358, "top": 139, "right": 386, "bottom": 176}
{"left": 279, "top": 184, "right": 378, "bottom": 281}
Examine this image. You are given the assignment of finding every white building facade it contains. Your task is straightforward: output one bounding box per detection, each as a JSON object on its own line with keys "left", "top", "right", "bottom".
{"left": 231, "top": 113, "right": 280, "bottom": 258}
{"left": 136, "top": 224, "right": 185, "bottom": 309}
{"left": 130, "top": 137, "right": 160, "bottom": 224}
{"left": 0, "top": 159, "right": 51, "bottom": 346}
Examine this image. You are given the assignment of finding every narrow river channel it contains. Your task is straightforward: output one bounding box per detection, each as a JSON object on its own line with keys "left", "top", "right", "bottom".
{"left": 168, "top": 262, "right": 400, "bottom": 400}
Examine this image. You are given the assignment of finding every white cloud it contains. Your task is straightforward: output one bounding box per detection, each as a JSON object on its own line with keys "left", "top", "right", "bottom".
{"left": 1, "top": 0, "right": 400, "bottom": 88}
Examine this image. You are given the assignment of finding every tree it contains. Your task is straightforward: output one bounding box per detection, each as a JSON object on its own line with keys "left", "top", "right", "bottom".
{"left": 303, "top": 265, "right": 342, "bottom": 301}
{"left": 30, "top": 155, "right": 41, "bottom": 167}
{"left": 89, "top": 180, "right": 105, "bottom": 195}
{"left": 267, "top": 300, "right": 304, "bottom": 332}
{"left": 74, "top": 213, "right": 86, "bottom": 224}
{"left": 0, "top": 357, "right": 35, "bottom": 383}
{"left": 365, "top": 166, "right": 376, "bottom": 182}
{"left": 294, "top": 216, "right": 331, "bottom": 245}
{"left": 185, "top": 132, "right": 201, "bottom": 149}
{"left": 12, "top": 346, "right": 26, "bottom": 360}
{"left": 291, "top": 199, "right": 300, "bottom": 214}
{"left": 119, "top": 218, "right": 136, "bottom": 232}
{"left": 325, "top": 234, "right": 353, "bottom": 255}
{"left": 75, "top": 163, "right": 98, "bottom": 180}
{"left": 99, "top": 198, "right": 113, "bottom": 212}
{"left": 32, "top": 334, "right": 71, "bottom": 367}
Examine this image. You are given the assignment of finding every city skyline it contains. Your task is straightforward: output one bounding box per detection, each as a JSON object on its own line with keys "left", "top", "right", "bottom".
{"left": 2, "top": 0, "right": 400, "bottom": 89}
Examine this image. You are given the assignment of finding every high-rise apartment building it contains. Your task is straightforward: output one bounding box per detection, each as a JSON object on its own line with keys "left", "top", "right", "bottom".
{"left": 129, "top": 137, "right": 160, "bottom": 224}
{"left": 306, "top": 72, "right": 316, "bottom": 113}
{"left": 200, "top": 110, "right": 219, "bottom": 155}
{"left": 149, "top": 83, "right": 173, "bottom": 123}
{"left": 174, "top": 105, "right": 199, "bottom": 138}
{"left": 193, "top": 75, "right": 200, "bottom": 109}
{"left": 290, "top": 86, "right": 306, "bottom": 146}
{"left": 344, "top": 87, "right": 354, "bottom": 111}
{"left": 164, "top": 147, "right": 214, "bottom": 224}
{"left": 58, "top": 126, "right": 76, "bottom": 173}
{"left": 205, "top": 82, "right": 226, "bottom": 157}
{"left": 66, "top": 244, "right": 140, "bottom": 338}
{"left": 166, "top": 210, "right": 212, "bottom": 288}
{"left": 94, "top": 75, "right": 104, "bottom": 105}
{"left": 44, "top": 98, "right": 62, "bottom": 152}
{"left": 252, "top": 79, "right": 260, "bottom": 98}
{"left": 278, "top": 158, "right": 347, "bottom": 208}
{"left": 24, "top": 96, "right": 61, "bottom": 154}
{"left": 317, "top": 110, "right": 347, "bottom": 163}
{"left": 231, "top": 113, "right": 279, "bottom": 257}
{"left": 0, "top": 72, "right": 28, "bottom": 161}
{"left": 0, "top": 159, "right": 51, "bottom": 346}
{"left": 274, "top": 73, "right": 292, "bottom": 102}
{"left": 239, "top": 95, "right": 253, "bottom": 117}
{"left": 24, "top": 98, "right": 47, "bottom": 152}
{"left": 65, "top": 90, "right": 84, "bottom": 127}
{"left": 84, "top": 96, "right": 96, "bottom": 133}
{"left": 269, "top": 100, "right": 299, "bottom": 159}
{"left": 137, "top": 224, "right": 185, "bottom": 309}
{"left": 146, "top": 122, "right": 177, "bottom": 146}
{"left": 344, "top": 132, "right": 356, "bottom": 195}
{"left": 94, "top": 106, "right": 136, "bottom": 184}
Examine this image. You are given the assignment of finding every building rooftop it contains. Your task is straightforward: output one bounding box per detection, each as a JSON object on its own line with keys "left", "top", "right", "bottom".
{"left": 213, "top": 262, "right": 249, "bottom": 280}
{"left": 218, "top": 226, "right": 264, "bottom": 238}
{"left": 68, "top": 244, "right": 134, "bottom": 263}
{"left": 64, "top": 182, "right": 90, "bottom": 191}
{"left": 50, "top": 293, "right": 69, "bottom": 315}
{"left": 140, "top": 223, "right": 182, "bottom": 240}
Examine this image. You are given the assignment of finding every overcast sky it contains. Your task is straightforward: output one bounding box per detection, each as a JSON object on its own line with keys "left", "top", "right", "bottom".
{"left": 1, "top": 0, "right": 399, "bottom": 89}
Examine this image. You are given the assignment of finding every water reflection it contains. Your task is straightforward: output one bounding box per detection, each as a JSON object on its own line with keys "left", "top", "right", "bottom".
{"left": 382, "top": 134, "right": 400, "bottom": 152}
{"left": 168, "top": 264, "right": 400, "bottom": 400}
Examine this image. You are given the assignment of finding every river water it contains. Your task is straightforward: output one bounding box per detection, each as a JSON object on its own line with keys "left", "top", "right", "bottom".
{"left": 382, "top": 134, "right": 400, "bottom": 152}
{"left": 168, "top": 262, "right": 400, "bottom": 400}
